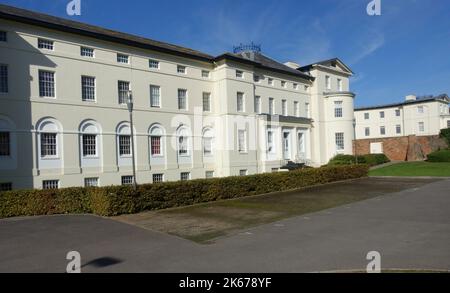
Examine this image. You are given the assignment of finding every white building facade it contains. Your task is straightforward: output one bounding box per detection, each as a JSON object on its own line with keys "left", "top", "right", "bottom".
{"left": 0, "top": 5, "right": 355, "bottom": 190}
{"left": 355, "top": 94, "right": 450, "bottom": 140}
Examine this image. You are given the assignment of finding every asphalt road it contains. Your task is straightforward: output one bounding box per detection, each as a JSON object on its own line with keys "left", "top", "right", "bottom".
{"left": 1, "top": 177, "right": 449, "bottom": 273}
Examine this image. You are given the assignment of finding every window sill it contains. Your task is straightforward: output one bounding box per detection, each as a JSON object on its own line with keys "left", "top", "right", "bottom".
{"left": 82, "top": 156, "right": 99, "bottom": 159}
{"left": 41, "top": 156, "right": 60, "bottom": 160}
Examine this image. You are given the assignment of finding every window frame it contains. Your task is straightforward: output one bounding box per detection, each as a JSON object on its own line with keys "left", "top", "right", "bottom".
{"left": 81, "top": 75, "right": 96, "bottom": 102}
{"left": 38, "top": 70, "right": 56, "bottom": 98}
{"left": 153, "top": 173, "right": 164, "bottom": 183}
{"left": 0, "top": 64, "right": 8, "bottom": 94}
{"left": 335, "top": 132, "right": 345, "bottom": 151}
{"left": 80, "top": 47, "right": 94, "bottom": 58}
{"left": 84, "top": 177, "right": 99, "bottom": 187}
{"left": 334, "top": 101, "right": 343, "bottom": 118}
{"left": 177, "top": 65, "right": 187, "bottom": 74}
{"left": 178, "top": 88, "right": 188, "bottom": 110}
{"left": 38, "top": 38, "right": 54, "bottom": 50}
{"left": 150, "top": 85, "right": 161, "bottom": 108}
{"left": 238, "top": 129, "right": 247, "bottom": 153}
{"left": 82, "top": 134, "right": 97, "bottom": 157}
{"left": 118, "top": 135, "right": 132, "bottom": 157}
{"left": 237, "top": 92, "right": 245, "bottom": 112}
{"left": 42, "top": 180, "right": 59, "bottom": 190}
{"left": 282, "top": 99, "right": 288, "bottom": 116}
{"left": 0, "top": 131, "right": 10, "bottom": 157}
{"left": 149, "top": 59, "right": 160, "bottom": 69}
{"left": 118, "top": 80, "right": 130, "bottom": 105}
{"left": 40, "top": 132, "right": 58, "bottom": 158}
{"left": 202, "top": 92, "right": 211, "bottom": 112}
{"left": 121, "top": 176, "right": 133, "bottom": 186}
{"left": 0, "top": 31, "right": 7, "bottom": 42}
{"left": 254, "top": 96, "right": 261, "bottom": 114}
{"left": 117, "top": 53, "right": 129, "bottom": 64}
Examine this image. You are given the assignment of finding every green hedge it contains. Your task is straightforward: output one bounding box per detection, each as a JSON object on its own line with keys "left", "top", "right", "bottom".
{"left": 427, "top": 149, "right": 450, "bottom": 162}
{"left": 0, "top": 165, "right": 369, "bottom": 218}
{"left": 328, "top": 154, "right": 390, "bottom": 167}
{"left": 440, "top": 128, "right": 450, "bottom": 147}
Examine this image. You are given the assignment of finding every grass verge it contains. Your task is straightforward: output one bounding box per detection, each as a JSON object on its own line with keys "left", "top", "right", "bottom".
{"left": 369, "top": 162, "right": 450, "bottom": 177}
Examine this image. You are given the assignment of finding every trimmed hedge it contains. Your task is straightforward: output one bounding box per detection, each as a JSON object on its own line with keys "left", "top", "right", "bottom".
{"left": 328, "top": 154, "right": 390, "bottom": 167}
{"left": 440, "top": 128, "right": 450, "bottom": 147}
{"left": 427, "top": 149, "right": 450, "bottom": 162}
{"left": 0, "top": 165, "right": 369, "bottom": 218}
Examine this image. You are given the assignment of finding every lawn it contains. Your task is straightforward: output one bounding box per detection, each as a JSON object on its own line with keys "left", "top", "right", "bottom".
{"left": 369, "top": 162, "right": 450, "bottom": 177}
{"left": 114, "top": 177, "right": 439, "bottom": 243}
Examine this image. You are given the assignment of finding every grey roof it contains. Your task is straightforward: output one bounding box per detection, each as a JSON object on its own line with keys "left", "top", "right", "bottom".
{"left": 355, "top": 94, "right": 450, "bottom": 111}
{"left": 299, "top": 57, "right": 353, "bottom": 74}
{"left": 0, "top": 4, "right": 214, "bottom": 61}
{"left": 0, "top": 3, "right": 315, "bottom": 80}
{"left": 216, "top": 52, "right": 314, "bottom": 80}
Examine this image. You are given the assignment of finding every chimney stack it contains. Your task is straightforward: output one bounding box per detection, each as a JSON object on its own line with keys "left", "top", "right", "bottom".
{"left": 405, "top": 95, "right": 417, "bottom": 101}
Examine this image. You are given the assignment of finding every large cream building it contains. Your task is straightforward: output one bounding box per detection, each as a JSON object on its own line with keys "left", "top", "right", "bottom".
{"left": 0, "top": 5, "right": 355, "bottom": 190}
{"left": 355, "top": 94, "right": 450, "bottom": 142}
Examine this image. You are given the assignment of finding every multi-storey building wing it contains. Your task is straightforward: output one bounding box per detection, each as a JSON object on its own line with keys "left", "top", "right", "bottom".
{"left": 0, "top": 4, "right": 355, "bottom": 190}
{"left": 355, "top": 94, "right": 450, "bottom": 140}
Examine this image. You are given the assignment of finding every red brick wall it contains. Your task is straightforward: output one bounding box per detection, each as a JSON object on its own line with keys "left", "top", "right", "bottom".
{"left": 354, "top": 135, "right": 448, "bottom": 161}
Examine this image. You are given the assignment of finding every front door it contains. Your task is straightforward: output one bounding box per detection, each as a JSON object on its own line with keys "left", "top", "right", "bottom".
{"left": 283, "top": 132, "right": 290, "bottom": 160}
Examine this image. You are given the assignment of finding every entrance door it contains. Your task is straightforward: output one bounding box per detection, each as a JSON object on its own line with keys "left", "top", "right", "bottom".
{"left": 283, "top": 132, "right": 290, "bottom": 160}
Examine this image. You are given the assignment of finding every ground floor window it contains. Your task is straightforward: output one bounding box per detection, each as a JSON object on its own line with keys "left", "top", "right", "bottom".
{"left": 84, "top": 177, "right": 99, "bottom": 187}
{"left": 121, "top": 176, "right": 133, "bottom": 186}
{"left": 153, "top": 174, "right": 164, "bottom": 183}
{"left": 205, "top": 171, "right": 214, "bottom": 178}
{"left": 0, "top": 182, "right": 12, "bottom": 191}
{"left": 239, "top": 169, "right": 248, "bottom": 176}
{"left": 335, "top": 132, "right": 344, "bottom": 151}
{"left": 43, "top": 180, "right": 59, "bottom": 190}
{"left": 180, "top": 172, "right": 190, "bottom": 181}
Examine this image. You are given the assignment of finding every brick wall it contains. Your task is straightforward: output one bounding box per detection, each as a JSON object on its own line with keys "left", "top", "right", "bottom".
{"left": 354, "top": 135, "right": 448, "bottom": 161}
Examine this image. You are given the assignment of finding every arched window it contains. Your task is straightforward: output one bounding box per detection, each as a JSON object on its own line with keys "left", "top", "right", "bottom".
{"left": 149, "top": 124, "right": 164, "bottom": 157}
{"left": 79, "top": 120, "right": 101, "bottom": 157}
{"left": 177, "top": 126, "right": 190, "bottom": 156}
{"left": 37, "top": 118, "right": 62, "bottom": 158}
{"left": 116, "top": 122, "right": 132, "bottom": 157}
{"left": 202, "top": 128, "right": 214, "bottom": 156}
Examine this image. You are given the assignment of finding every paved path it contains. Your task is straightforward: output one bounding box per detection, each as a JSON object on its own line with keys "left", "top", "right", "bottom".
{"left": 1, "top": 178, "right": 449, "bottom": 272}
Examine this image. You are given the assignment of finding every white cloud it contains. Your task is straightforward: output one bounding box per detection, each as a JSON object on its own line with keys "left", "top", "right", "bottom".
{"left": 348, "top": 31, "right": 385, "bottom": 65}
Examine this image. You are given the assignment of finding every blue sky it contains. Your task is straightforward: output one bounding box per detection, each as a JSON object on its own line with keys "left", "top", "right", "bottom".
{"left": 2, "top": 0, "right": 450, "bottom": 107}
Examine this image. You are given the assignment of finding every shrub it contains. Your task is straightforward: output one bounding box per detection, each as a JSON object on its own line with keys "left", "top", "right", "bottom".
{"left": 0, "top": 165, "right": 369, "bottom": 218}
{"left": 328, "top": 154, "right": 366, "bottom": 166}
{"left": 328, "top": 154, "right": 389, "bottom": 166}
{"left": 362, "top": 154, "right": 390, "bottom": 166}
{"left": 439, "top": 128, "right": 450, "bottom": 147}
{"left": 427, "top": 149, "right": 450, "bottom": 162}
